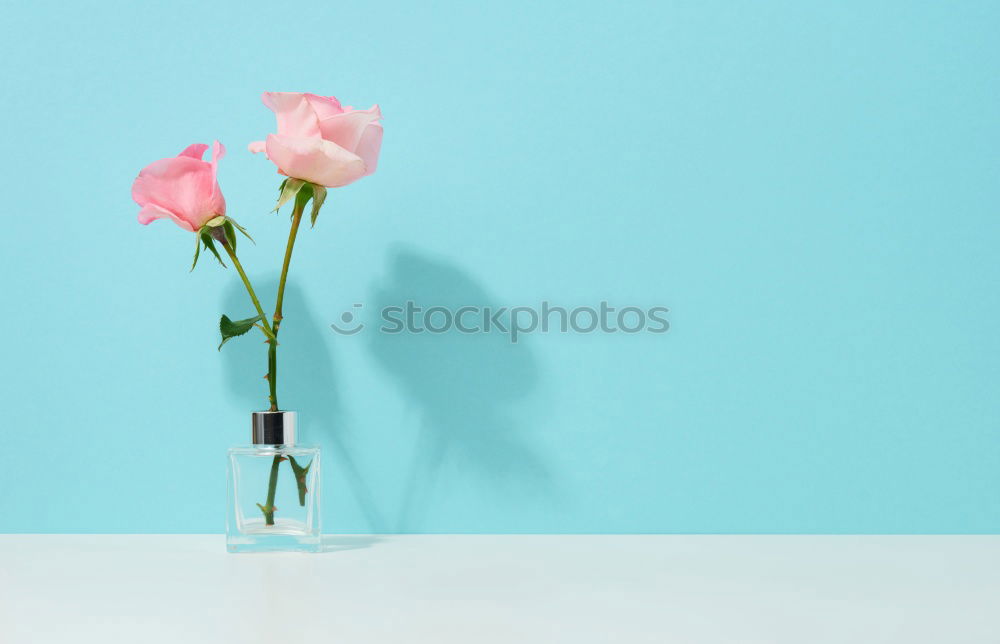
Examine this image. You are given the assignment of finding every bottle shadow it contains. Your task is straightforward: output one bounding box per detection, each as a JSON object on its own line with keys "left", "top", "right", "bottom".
{"left": 221, "top": 277, "right": 387, "bottom": 533}
{"left": 320, "top": 534, "right": 381, "bottom": 553}
{"left": 366, "top": 246, "right": 552, "bottom": 531}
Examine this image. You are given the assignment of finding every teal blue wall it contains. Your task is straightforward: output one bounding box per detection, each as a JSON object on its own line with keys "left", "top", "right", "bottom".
{"left": 1, "top": 1, "right": 998, "bottom": 533}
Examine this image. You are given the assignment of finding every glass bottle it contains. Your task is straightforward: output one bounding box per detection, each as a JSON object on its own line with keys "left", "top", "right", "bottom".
{"left": 227, "top": 411, "right": 321, "bottom": 553}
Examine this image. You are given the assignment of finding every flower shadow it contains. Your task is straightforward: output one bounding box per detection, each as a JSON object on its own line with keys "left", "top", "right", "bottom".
{"left": 366, "top": 246, "right": 552, "bottom": 531}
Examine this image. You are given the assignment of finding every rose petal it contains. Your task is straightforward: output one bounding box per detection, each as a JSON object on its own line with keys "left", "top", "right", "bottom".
{"left": 315, "top": 105, "right": 382, "bottom": 155}
{"left": 138, "top": 203, "right": 177, "bottom": 226}
{"left": 261, "top": 92, "right": 321, "bottom": 139}
{"left": 132, "top": 156, "right": 220, "bottom": 230}
{"left": 355, "top": 121, "right": 383, "bottom": 176}
{"left": 178, "top": 143, "right": 209, "bottom": 160}
{"left": 210, "top": 140, "right": 226, "bottom": 166}
{"left": 208, "top": 140, "right": 226, "bottom": 215}
{"left": 304, "top": 94, "right": 344, "bottom": 120}
{"left": 248, "top": 140, "right": 267, "bottom": 154}
{"left": 264, "top": 134, "right": 366, "bottom": 188}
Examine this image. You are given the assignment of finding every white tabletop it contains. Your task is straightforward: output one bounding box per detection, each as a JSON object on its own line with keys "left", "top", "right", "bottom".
{"left": 1, "top": 535, "right": 997, "bottom": 643}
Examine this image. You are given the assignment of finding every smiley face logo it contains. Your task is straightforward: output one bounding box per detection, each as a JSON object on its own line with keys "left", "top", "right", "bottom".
{"left": 330, "top": 304, "right": 365, "bottom": 335}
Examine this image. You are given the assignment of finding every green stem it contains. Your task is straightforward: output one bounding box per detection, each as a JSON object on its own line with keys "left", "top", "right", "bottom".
{"left": 268, "top": 196, "right": 306, "bottom": 411}
{"left": 257, "top": 453, "right": 283, "bottom": 526}
{"left": 254, "top": 196, "right": 307, "bottom": 524}
{"left": 221, "top": 241, "right": 278, "bottom": 411}
{"left": 288, "top": 455, "right": 312, "bottom": 506}
{"left": 267, "top": 340, "right": 277, "bottom": 412}
{"left": 221, "top": 243, "right": 274, "bottom": 337}
{"left": 246, "top": 192, "right": 309, "bottom": 525}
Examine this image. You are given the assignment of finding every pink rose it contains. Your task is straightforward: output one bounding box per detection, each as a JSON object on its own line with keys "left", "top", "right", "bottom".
{"left": 133, "top": 141, "right": 227, "bottom": 232}
{"left": 249, "top": 92, "right": 382, "bottom": 188}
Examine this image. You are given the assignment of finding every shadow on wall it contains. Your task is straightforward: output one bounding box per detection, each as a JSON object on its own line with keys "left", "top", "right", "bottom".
{"left": 220, "top": 277, "right": 386, "bottom": 532}
{"left": 367, "top": 246, "right": 551, "bottom": 531}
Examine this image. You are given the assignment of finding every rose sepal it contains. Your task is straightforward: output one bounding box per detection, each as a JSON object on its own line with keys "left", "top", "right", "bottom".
{"left": 273, "top": 179, "right": 328, "bottom": 228}
{"left": 190, "top": 216, "right": 254, "bottom": 271}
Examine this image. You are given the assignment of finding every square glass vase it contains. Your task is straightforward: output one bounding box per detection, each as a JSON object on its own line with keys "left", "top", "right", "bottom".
{"left": 227, "top": 444, "right": 321, "bottom": 553}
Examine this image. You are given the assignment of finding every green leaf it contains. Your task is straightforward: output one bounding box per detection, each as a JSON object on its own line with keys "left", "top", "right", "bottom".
{"left": 205, "top": 215, "right": 226, "bottom": 227}
{"left": 226, "top": 216, "right": 255, "bottom": 244}
{"left": 309, "top": 185, "right": 327, "bottom": 228}
{"left": 222, "top": 219, "right": 237, "bottom": 251}
{"left": 190, "top": 232, "right": 202, "bottom": 272}
{"left": 200, "top": 232, "right": 226, "bottom": 268}
{"left": 273, "top": 178, "right": 306, "bottom": 213}
{"left": 218, "top": 313, "right": 263, "bottom": 350}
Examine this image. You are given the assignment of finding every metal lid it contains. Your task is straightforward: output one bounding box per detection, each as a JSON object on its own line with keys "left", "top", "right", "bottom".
{"left": 251, "top": 411, "right": 296, "bottom": 445}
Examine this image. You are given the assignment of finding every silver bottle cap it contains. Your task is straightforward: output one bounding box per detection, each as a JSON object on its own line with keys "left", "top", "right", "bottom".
{"left": 251, "top": 411, "right": 296, "bottom": 445}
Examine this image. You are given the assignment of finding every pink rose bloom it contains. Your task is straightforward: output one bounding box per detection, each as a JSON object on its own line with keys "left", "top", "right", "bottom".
{"left": 249, "top": 92, "right": 382, "bottom": 188}
{"left": 133, "top": 141, "right": 227, "bottom": 232}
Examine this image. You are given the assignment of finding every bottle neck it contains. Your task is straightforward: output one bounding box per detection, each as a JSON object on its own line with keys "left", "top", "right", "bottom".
{"left": 251, "top": 410, "right": 296, "bottom": 446}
